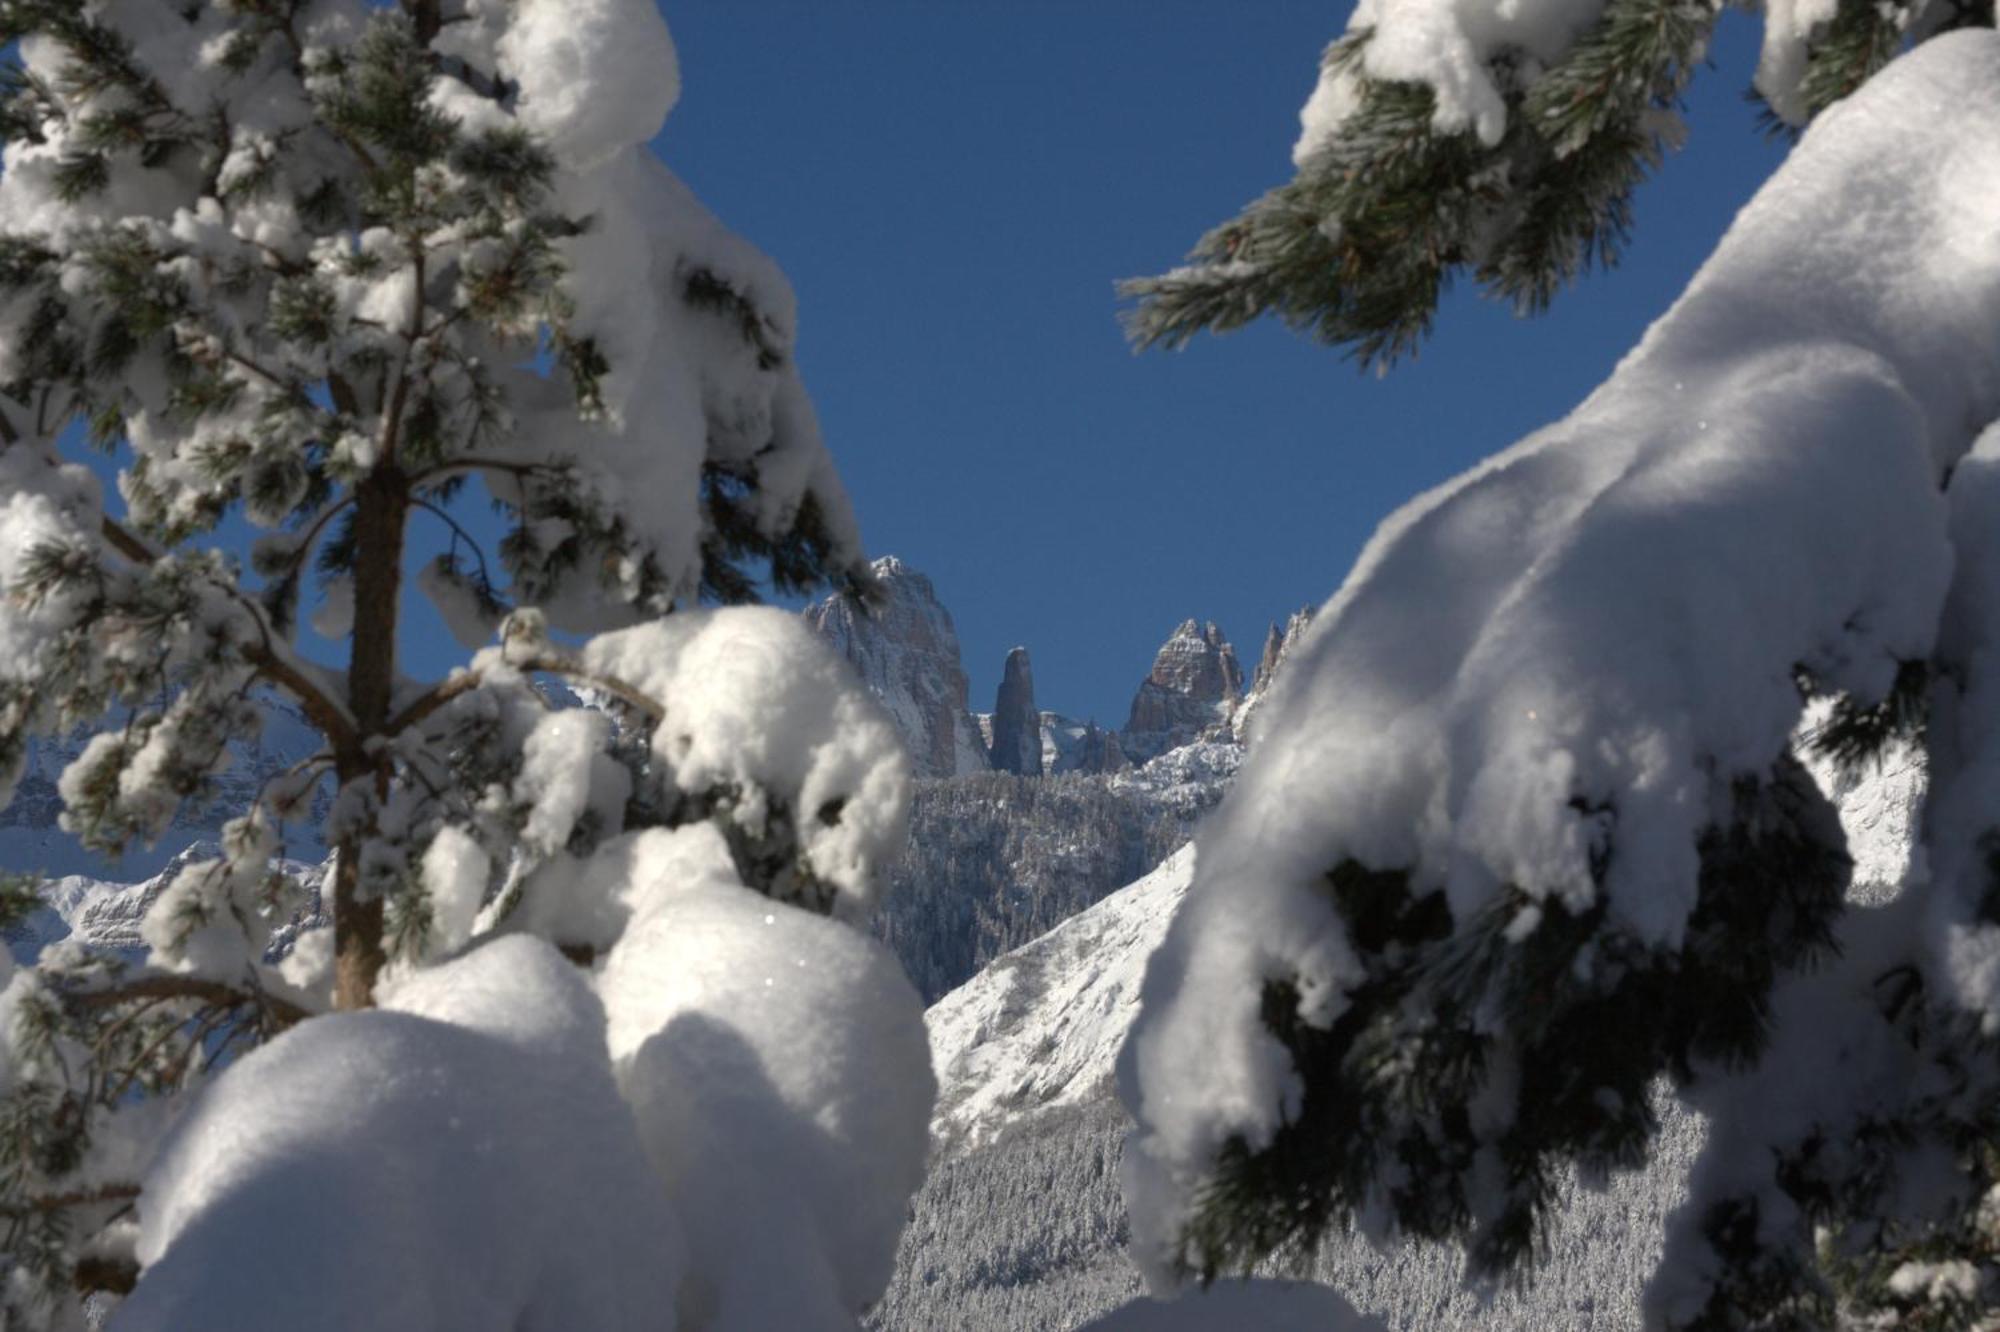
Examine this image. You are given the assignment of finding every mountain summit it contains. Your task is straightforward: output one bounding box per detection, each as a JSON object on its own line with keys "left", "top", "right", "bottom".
{"left": 1121, "top": 620, "right": 1242, "bottom": 762}
{"left": 805, "top": 557, "right": 991, "bottom": 779}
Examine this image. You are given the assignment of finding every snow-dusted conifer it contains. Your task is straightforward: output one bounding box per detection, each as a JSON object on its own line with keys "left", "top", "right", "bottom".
{"left": 1122, "top": 0, "right": 1994, "bottom": 369}
{"left": 1122, "top": 10, "right": 2000, "bottom": 1331}
{"left": 0, "top": 3, "right": 929, "bottom": 1326}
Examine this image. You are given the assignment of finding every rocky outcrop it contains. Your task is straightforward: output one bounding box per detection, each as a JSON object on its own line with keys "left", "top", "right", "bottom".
{"left": 1041, "top": 715, "right": 1128, "bottom": 776}
{"left": 1234, "top": 607, "right": 1315, "bottom": 740}
{"left": 806, "top": 556, "right": 991, "bottom": 780}
{"left": 988, "top": 648, "right": 1042, "bottom": 777}
{"left": 1120, "top": 620, "right": 1242, "bottom": 762}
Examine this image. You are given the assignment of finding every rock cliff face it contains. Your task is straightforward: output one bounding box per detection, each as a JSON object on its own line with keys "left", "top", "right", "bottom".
{"left": 1120, "top": 620, "right": 1242, "bottom": 762}
{"left": 988, "top": 648, "right": 1042, "bottom": 777}
{"left": 1233, "top": 607, "right": 1314, "bottom": 740}
{"left": 805, "top": 556, "right": 991, "bottom": 780}
{"left": 1041, "top": 716, "right": 1128, "bottom": 776}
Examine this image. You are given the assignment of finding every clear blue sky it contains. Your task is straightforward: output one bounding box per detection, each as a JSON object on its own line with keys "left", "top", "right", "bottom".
{"left": 657, "top": 3, "right": 1789, "bottom": 726}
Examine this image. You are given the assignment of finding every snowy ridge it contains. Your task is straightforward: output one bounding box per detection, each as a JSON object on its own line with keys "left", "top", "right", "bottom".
{"left": 885, "top": 742, "right": 1925, "bottom": 1330}
{"left": 928, "top": 846, "right": 1193, "bottom": 1151}
{"left": 7, "top": 842, "right": 331, "bottom": 968}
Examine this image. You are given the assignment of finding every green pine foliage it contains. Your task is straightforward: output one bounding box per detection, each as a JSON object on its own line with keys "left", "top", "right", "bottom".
{"left": 1179, "top": 760, "right": 1850, "bottom": 1291}
{"left": 1124, "top": 6, "right": 2000, "bottom": 1328}
{"left": 1122, "top": 0, "right": 1994, "bottom": 372}
{"left": 0, "top": 3, "right": 874, "bottom": 1318}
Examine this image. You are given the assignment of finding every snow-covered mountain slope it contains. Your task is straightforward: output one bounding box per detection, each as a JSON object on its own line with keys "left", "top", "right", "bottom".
{"left": 882, "top": 841, "right": 1703, "bottom": 1331}
{"left": 928, "top": 846, "right": 1192, "bottom": 1153}
{"left": 1, "top": 700, "right": 327, "bottom": 883}
{"left": 7, "top": 842, "right": 330, "bottom": 968}
{"left": 874, "top": 743, "right": 1238, "bottom": 1005}
{"left": 877, "top": 742, "right": 1926, "bottom": 1331}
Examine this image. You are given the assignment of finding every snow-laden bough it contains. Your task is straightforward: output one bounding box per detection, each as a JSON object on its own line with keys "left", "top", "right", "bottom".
{"left": 1122, "top": 29, "right": 2000, "bottom": 1325}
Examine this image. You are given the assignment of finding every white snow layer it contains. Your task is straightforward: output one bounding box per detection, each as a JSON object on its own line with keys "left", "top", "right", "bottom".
{"left": 1127, "top": 29, "right": 2000, "bottom": 1291}
{"left": 928, "top": 845, "right": 1194, "bottom": 1150}
{"left": 1082, "top": 1279, "right": 1388, "bottom": 1331}
{"left": 120, "top": 832, "right": 935, "bottom": 1330}
{"left": 596, "top": 824, "right": 935, "bottom": 1329}
{"left": 1924, "top": 423, "right": 2000, "bottom": 1023}
{"left": 1297, "top": 0, "right": 1609, "bottom": 156}
{"left": 117, "top": 938, "right": 686, "bottom": 1332}
{"left": 576, "top": 608, "right": 912, "bottom": 917}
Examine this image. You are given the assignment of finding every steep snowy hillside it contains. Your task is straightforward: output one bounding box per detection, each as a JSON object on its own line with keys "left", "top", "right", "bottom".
{"left": 876, "top": 747, "right": 1237, "bottom": 1005}
{"left": 876, "top": 742, "right": 1925, "bottom": 1331}
{"left": 928, "top": 847, "right": 1194, "bottom": 1153}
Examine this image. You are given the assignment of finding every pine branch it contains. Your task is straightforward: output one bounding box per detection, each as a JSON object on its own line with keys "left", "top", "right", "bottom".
{"left": 62, "top": 973, "right": 309, "bottom": 1029}
{"left": 384, "top": 651, "right": 664, "bottom": 740}
{"left": 97, "top": 515, "right": 356, "bottom": 750}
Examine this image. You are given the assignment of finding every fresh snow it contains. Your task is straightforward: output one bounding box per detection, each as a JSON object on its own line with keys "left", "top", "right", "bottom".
{"left": 597, "top": 823, "right": 934, "bottom": 1329}
{"left": 117, "top": 938, "right": 685, "bottom": 1332}
{"left": 1125, "top": 29, "right": 2000, "bottom": 1290}
{"left": 1081, "top": 1280, "right": 1387, "bottom": 1331}
{"left": 928, "top": 846, "right": 1193, "bottom": 1151}
{"left": 1292, "top": 0, "right": 1905, "bottom": 166}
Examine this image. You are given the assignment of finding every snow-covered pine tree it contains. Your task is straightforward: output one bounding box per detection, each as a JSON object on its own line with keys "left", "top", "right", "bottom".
{"left": 1120, "top": 7, "right": 2000, "bottom": 1330}
{"left": 1122, "top": 0, "right": 1995, "bottom": 370}
{"left": 0, "top": 3, "right": 931, "bottom": 1328}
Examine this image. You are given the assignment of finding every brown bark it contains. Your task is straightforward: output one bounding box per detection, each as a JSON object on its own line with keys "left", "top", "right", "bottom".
{"left": 332, "top": 465, "right": 409, "bottom": 1010}
{"left": 406, "top": 0, "right": 442, "bottom": 44}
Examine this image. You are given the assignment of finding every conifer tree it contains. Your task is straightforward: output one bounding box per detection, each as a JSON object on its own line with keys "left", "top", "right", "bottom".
{"left": 1121, "top": 7, "right": 2000, "bottom": 1330}
{"left": 1123, "top": 0, "right": 1994, "bottom": 370}
{"left": 0, "top": 3, "right": 928, "bottom": 1326}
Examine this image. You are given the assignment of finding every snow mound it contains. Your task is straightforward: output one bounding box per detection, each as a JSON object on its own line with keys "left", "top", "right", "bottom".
{"left": 597, "top": 823, "right": 934, "bottom": 1328}
{"left": 118, "top": 938, "right": 684, "bottom": 1332}
{"left": 1125, "top": 27, "right": 2000, "bottom": 1290}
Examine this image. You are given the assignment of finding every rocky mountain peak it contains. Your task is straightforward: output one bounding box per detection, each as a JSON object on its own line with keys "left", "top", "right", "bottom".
{"left": 1120, "top": 619, "right": 1242, "bottom": 762}
{"left": 805, "top": 556, "right": 991, "bottom": 780}
{"left": 989, "top": 648, "right": 1042, "bottom": 777}
{"left": 1236, "top": 607, "right": 1315, "bottom": 740}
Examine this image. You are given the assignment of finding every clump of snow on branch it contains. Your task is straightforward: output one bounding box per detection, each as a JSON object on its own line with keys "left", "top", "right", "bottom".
{"left": 1292, "top": 0, "right": 1962, "bottom": 164}
{"left": 596, "top": 823, "right": 934, "bottom": 1328}
{"left": 576, "top": 608, "right": 911, "bottom": 913}
{"left": 1296, "top": 0, "right": 1610, "bottom": 154}
{"left": 1124, "top": 25, "right": 2000, "bottom": 1293}
{"left": 117, "top": 938, "right": 687, "bottom": 1332}
{"left": 426, "top": 0, "right": 863, "bottom": 629}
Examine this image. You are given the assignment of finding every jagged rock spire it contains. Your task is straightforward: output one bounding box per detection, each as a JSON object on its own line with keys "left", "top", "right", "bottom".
{"left": 805, "top": 557, "right": 991, "bottom": 779}
{"left": 990, "top": 648, "right": 1043, "bottom": 777}
{"left": 1122, "top": 620, "right": 1242, "bottom": 762}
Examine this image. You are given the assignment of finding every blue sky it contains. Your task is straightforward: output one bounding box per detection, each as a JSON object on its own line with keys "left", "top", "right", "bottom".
{"left": 658, "top": 3, "right": 1789, "bottom": 725}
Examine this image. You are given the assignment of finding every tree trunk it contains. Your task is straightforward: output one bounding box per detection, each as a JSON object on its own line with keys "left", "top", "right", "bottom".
{"left": 407, "top": 0, "right": 442, "bottom": 44}
{"left": 333, "top": 466, "right": 409, "bottom": 1010}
